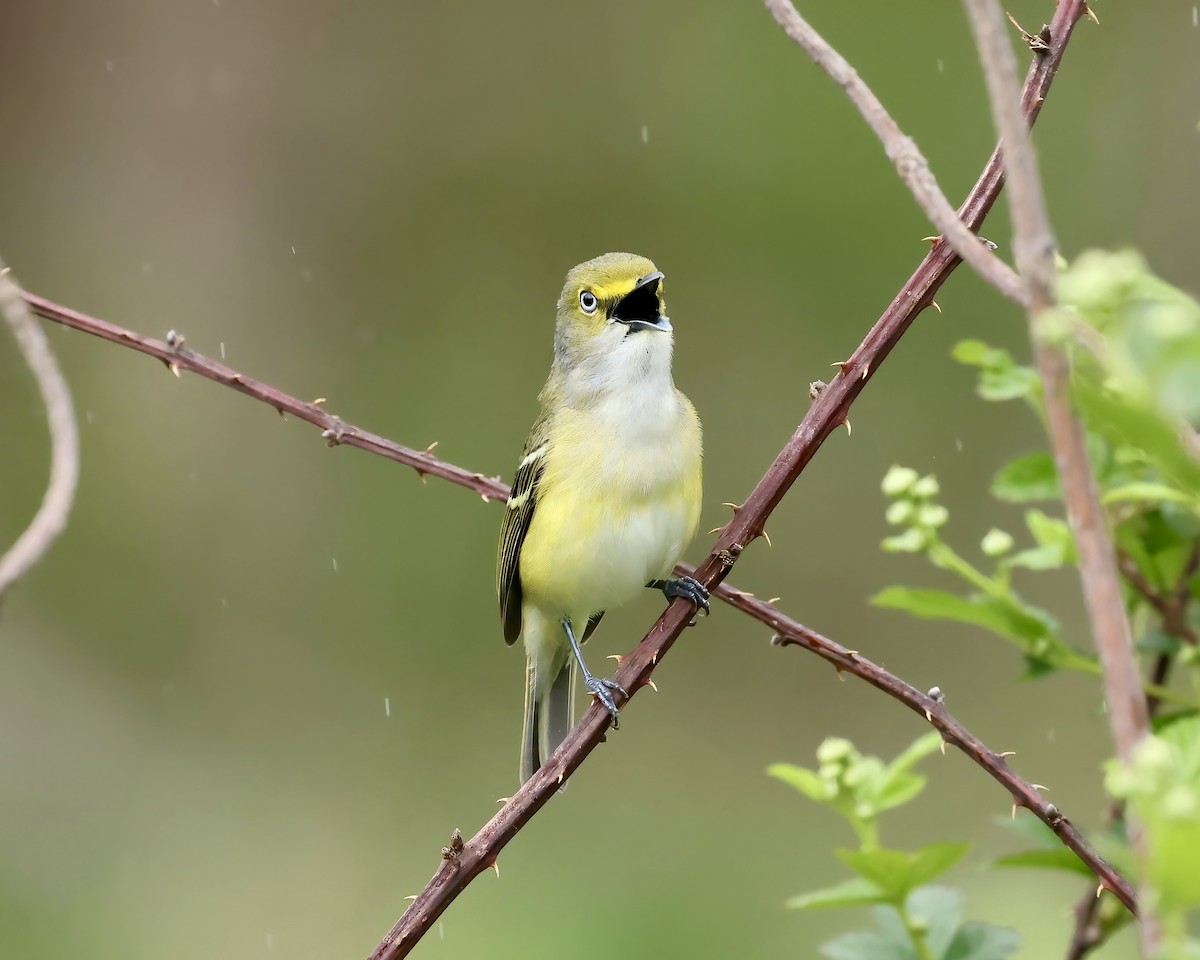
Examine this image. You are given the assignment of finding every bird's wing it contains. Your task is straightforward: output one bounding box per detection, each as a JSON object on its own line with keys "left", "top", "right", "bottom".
{"left": 497, "top": 413, "right": 551, "bottom": 645}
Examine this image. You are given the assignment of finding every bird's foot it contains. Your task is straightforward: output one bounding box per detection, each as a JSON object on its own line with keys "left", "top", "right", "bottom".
{"left": 583, "top": 672, "right": 628, "bottom": 727}
{"left": 654, "top": 576, "right": 711, "bottom": 615}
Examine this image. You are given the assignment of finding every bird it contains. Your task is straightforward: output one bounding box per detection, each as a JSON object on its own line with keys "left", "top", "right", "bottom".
{"left": 497, "top": 252, "right": 709, "bottom": 785}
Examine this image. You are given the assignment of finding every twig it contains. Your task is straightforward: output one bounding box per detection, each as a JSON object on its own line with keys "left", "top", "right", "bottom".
{"left": 960, "top": 0, "right": 1155, "bottom": 951}
{"left": 0, "top": 261, "right": 80, "bottom": 597}
{"left": 763, "top": 0, "right": 1028, "bottom": 306}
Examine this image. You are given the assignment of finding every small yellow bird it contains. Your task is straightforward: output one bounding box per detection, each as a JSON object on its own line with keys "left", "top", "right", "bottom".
{"left": 498, "top": 252, "right": 708, "bottom": 784}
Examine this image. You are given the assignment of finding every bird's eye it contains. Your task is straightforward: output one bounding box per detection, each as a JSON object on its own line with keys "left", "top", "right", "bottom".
{"left": 579, "top": 290, "right": 598, "bottom": 314}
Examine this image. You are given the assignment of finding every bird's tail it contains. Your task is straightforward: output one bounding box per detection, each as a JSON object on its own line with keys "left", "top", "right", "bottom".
{"left": 520, "top": 651, "right": 575, "bottom": 785}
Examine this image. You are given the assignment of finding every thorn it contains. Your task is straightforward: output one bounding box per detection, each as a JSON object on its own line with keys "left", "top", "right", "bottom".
{"left": 940, "top": 739, "right": 947, "bottom": 755}
{"left": 423, "top": 441, "right": 439, "bottom": 456}
{"left": 644, "top": 677, "right": 658, "bottom": 693}
{"left": 311, "top": 397, "right": 327, "bottom": 406}
{"left": 707, "top": 526, "right": 724, "bottom": 536}
{"left": 998, "top": 750, "right": 1016, "bottom": 759}
{"left": 929, "top": 299, "right": 942, "bottom": 314}
{"left": 834, "top": 666, "right": 846, "bottom": 682}
{"left": 557, "top": 770, "right": 565, "bottom": 785}
{"left": 490, "top": 861, "right": 501, "bottom": 878}
{"left": 1031, "top": 783, "right": 1049, "bottom": 792}
{"left": 846, "top": 650, "right": 860, "bottom": 660}
{"left": 722, "top": 501, "right": 744, "bottom": 515}
{"left": 496, "top": 796, "right": 511, "bottom": 804}
{"left": 860, "top": 362, "right": 869, "bottom": 380}
{"left": 925, "top": 709, "right": 933, "bottom": 722}
{"left": 766, "top": 597, "right": 781, "bottom": 604}
{"left": 403, "top": 895, "right": 418, "bottom": 902}
{"left": 168, "top": 362, "right": 181, "bottom": 378}
{"left": 1005, "top": 11, "right": 1050, "bottom": 51}
{"left": 1012, "top": 803, "right": 1018, "bottom": 819}
{"left": 760, "top": 528, "right": 773, "bottom": 548}
{"left": 1084, "top": 4, "right": 1098, "bottom": 25}
{"left": 841, "top": 418, "right": 853, "bottom": 436}
{"left": 979, "top": 236, "right": 999, "bottom": 251}
{"left": 921, "top": 235, "right": 940, "bottom": 245}
{"left": 480, "top": 494, "right": 490, "bottom": 503}
{"left": 276, "top": 407, "right": 287, "bottom": 419}
{"left": 831, "top": 360, "right": 851, "bottom": 374}
{"left": 415, "top": 470, "right": 428, "bottom": 484}
{"left": 1095, "top": 882, "right": 1105, "bottom": 899}
{"left": 652, "top": 652, "right": 658, "bottom": 665}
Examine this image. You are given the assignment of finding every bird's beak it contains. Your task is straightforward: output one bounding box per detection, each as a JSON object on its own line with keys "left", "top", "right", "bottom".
{"left": 610, "top": 271, "right": 672, "bottom": 333}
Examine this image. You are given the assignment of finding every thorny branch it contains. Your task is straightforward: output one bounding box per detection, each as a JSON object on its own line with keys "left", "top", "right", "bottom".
{"left": 17, "top": 2, "right": 1132, "bottom": 954}
{"left": 0, "top": 261, "right": 80, "bottom": 597}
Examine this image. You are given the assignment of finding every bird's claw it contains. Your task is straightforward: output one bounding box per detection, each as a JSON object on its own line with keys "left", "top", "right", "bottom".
{"left": 660, "top": 576, "right": 711, "bottom": 615}
{"left": 584, "top": 674, "right": 627, "bottom": 726}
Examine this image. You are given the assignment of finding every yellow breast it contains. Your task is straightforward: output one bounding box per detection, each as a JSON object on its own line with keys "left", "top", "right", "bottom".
{"left": 519, "top": 389, "right": 702, "bottom": 623}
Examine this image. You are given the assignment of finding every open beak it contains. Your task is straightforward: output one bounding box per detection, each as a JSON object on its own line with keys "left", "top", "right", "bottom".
{"left": 610, "top": 271, "right": 671, "bottom": 333}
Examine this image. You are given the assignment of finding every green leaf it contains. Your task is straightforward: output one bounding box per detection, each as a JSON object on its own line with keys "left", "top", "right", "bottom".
{"left": 837, "top": 844, "right": 969, "bottom": 901}
{"left": 907, "top": 843, "right": 972, "bottom": 887}
{"left": 942, "top": 922, "right": 1021, "bottom": 960}
{"left": 907, "top": 886, "right": 964, "bottom": 959}
{"left": 979, "top": 368, "right": 1037, "bottom": 402}
{"left": 1025, "top": 509, "right": 1075, "bottom": 554}
{"left": 870, "top": 588, "right": 1066, "bottom": 659}
{"left": 992, "top": 848, "right": 1096, "bottom": 878}
{"left": 1004, "top": 545, "right": 1067, "bottom": 571}
{"left": 1074, "top": 379, "right": 1200, "bottom": 498}
{"left": 991, "top": 453, "right": 1060, "bottom": 503}
{"left": 820, "top": 930, "right": 914, "bottom": 960}
{"left": 887, "top": 732, "right": 945, "bottom": 778}
{"left": 788, "top": 877, "right": 888, "bottom": 911}
{"left": 950, "top": 340, "right": 993, "bottom": 366}
{"left": 767, "top": 763, "right": 831, "bottom": 803}
{"left": 1103, "top": 482, "right": 1197, "bottom": 509}
{"left": 876, "top": 772, "right": 928, "bottom": 813}
{"left": 870, "top": 588, "right": 1019, "bottom": 638}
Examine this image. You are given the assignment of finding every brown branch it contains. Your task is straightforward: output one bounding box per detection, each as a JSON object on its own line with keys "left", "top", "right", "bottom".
{"left": 763, "top": 0, "right": 1028, "bottom": 306}
{"left": 725, "top": 585, "right": 1137, "bottom": 912}
{"left": 0, "top": 261, "right": 80, "bottom": 596}
{"left": 961, "top": 0, "right": 1156, "bottom": 951}
{"left": 20, "top": 5, "right": 1111, "bottom": 952}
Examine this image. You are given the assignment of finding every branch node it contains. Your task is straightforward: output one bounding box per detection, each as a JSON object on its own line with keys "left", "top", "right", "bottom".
{"left": 1005, "top": 11, "right": 1051, "bottom": 52}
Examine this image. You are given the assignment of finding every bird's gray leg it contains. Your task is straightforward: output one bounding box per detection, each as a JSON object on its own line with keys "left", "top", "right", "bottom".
{"left": 562, "top": 617, "right": 627, "bottom": 726}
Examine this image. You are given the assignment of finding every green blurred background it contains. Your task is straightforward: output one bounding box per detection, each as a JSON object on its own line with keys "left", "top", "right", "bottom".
{"left": 1, "top": 2, "right": 1196, "bottom": 957}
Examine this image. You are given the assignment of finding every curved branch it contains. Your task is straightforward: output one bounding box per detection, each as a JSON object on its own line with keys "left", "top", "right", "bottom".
{"left": 0, "top": 261, "right": 80, "bottom": 596}
{"left": 764, "top": 0, "right": 1028, "bottom": 306}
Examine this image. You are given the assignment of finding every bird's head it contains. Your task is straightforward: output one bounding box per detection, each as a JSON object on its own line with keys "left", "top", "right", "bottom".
{"left": 552, "top": 252, "right": 673, "bottom": 391}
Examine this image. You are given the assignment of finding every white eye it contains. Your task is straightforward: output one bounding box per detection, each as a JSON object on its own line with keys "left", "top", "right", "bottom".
{"left": 579, "top": 290, "right": 598, "bottom": 314}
